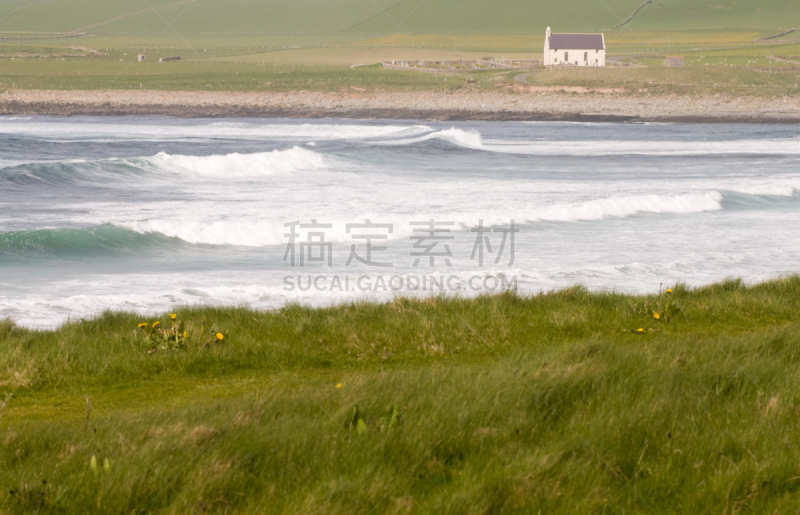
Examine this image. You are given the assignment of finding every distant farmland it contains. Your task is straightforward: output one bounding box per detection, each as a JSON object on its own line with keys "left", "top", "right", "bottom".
{"left": 348, "top": 0, "right": 800, "bottom": 33}
{"left": 0, "top": 0, "right": 797, "bottom": 40}
{"left": 0, "top": 0, "right": 798, "bottom": 94}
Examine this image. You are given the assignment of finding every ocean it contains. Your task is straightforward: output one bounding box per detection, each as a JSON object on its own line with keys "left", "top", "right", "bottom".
{"left": 1, "top": 116, "right": 798, "bottom": 329}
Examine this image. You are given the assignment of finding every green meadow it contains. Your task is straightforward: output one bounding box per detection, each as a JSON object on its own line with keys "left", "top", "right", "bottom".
{"left": 346, "top": 0, "right": 800, "bottom": 34}
{"left": 0, "top": 0, "right": 797, "bottom": 94}
{"left": 3, "top": 277, "right": 800, "bottom": 511}
{"left": 1, "top": 0, "right": 796, "bottom": 37}
{"left": 0, "top": 59, "right": 470, "bottom": 92}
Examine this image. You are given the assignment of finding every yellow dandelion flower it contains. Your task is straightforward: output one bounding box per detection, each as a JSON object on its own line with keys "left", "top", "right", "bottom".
{"left": 216, "top": 332, "right": 224, "bottom": 341}
{"left": 653, "top": 313, "right": 661, "bottom": 320}
{"left": 183, "top": 331, "right": 187, "bottom": 338}
{"left": 666, "top": 289, "right": 673, "bottom": 294}
{"left": 636, "top": 328, "right": 644, "bottom": 333}
{"left": 336, "top": 383, "right": 343, "bottom": 389}
{"left": 137, "top": 323, "right": 147, "bottom": 328}
{"left": 169, "top": 313, "right": 176, "bottom": 320}
{"left": 152, "top": 321, "right": 160, "bottom": 328}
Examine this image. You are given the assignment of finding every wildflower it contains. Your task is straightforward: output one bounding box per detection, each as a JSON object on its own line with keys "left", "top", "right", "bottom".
{"left": 152, "top": 321, "right": 160, "bottom": 328}
{"left": 636, "top": 328, "right": 644, "bottom": 333}
{"left": 666, "top": 289, "right": 673, "bottom": 294}
{"left": 169, "top": 313, "right": 176, "bottom": 320}
{"left": 653, "top": 313, "right": 661, "bottom": 320}
{"left": 216, "top": 332, "right": 224, "bottom": 341}
{"left": 137, "top": 323, "right": 147, "bottom": 328}
{"left": 336, "top": 383, "right": 343, "bottom": 389}
{"left": 183, "top": 331, "right": 187, "bottom": 338}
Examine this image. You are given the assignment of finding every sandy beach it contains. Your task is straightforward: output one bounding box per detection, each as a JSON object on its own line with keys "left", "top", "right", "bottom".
{"left": 1, "top": 87, "right": 800, "bottom": 123}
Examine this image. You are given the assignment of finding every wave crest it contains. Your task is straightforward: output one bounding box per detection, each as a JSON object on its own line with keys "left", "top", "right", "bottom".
{"left": 375, "top": 128, "right": 485, "bottom": 150}
{"left": 134, "top": 146, "right": 328, "bottom": 178}
{"left": 373, "top": 127, "right": 800, "bottom": 156}
{"left": 0, "top": 225, "right": 182, "bottom": 259}
{"left": 120, "top": 192, "right": 724, "bottom": 247}
{"left": 0, "top": 147, "right": 330, "bottom": 185}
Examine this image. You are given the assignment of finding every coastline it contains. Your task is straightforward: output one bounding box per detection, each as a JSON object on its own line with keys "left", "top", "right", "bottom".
{"left": 2, "top": 87, "right": 800, "bottom": 123}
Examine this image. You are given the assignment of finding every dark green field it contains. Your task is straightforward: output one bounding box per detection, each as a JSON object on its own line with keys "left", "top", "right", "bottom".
{"left": 3, "top": 277, "right": 800, "bottom": 512}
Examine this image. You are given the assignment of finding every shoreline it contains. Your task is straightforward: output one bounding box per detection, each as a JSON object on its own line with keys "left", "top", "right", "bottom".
{"left": 2, "top": 88, "right": 800, "bottom": 123}
{"left": 5, "top": 275, "right": 799, "bottom": 332}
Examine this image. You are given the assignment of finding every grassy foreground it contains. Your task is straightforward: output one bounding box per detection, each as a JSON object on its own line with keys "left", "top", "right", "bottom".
{"left": 2, "top": 277, "right": 800, "bottom": 512}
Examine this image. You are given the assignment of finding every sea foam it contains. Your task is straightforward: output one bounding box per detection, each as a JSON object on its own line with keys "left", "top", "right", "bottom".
{"left": 120, "top": 192, "right": 724, "bottom": 247}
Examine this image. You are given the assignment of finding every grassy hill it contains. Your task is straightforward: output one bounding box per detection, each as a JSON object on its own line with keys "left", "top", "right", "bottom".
{"left": 346, "top": 0, "right": 644, "bottom": 34}
{"left": 0, "top": 0, "right": 178, "bottom": 33}
{"left": 348, "top": 0, "right": 800, "bottom": 33}
{"left": 98, "top": 0, "right": 404, "bottom": 35}
{"left": 0, "top": 0, "right": 796, "bottom": 61}
{"left": 0, "top": 0, "right": 401, "bottom": 35}
{"left": 0, "top": 0, "right": 796, "bottom": 37}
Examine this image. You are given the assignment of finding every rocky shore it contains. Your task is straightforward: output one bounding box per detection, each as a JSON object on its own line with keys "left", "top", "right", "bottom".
{"left": 1, "top": 87, "right": 799, "bottom": 123}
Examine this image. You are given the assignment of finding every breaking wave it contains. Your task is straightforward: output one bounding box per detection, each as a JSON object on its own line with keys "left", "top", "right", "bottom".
{"left": 374, "top": 128, "right": 800, "bottom": 156}
{"left": 119, "top": 192, "right": 727, "bottom": 247}
{"left": 130, "top": 147, "right": 328, "bottom": 179}
{"left": 0, "top": 225, "right": 186, "bottom": 261}
{"left": 0, "top": 147, "right": 330, "bottom": 185}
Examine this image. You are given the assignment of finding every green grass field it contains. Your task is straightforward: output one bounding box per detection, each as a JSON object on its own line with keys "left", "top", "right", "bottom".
{"left": 0, "top": 0, "right": 797, "bottom": 95}
{"left": 346, "top": 0, "right": 800, "bottom": 33}
{"left": 2, "top": 55, "right": 798, "bottom": 98}
{"left": 3, "top": 277, "right": 800, "bottom": 511}
{"left": 529, "top": 65, "right": 800, "bottom": 98}
{"left": 0, "top": 0, "right": 397, "bottom": 35}
{"left": 0, "top": 59, "right": 481, "bottom": 92}
{"left": 1, "top": 0, "right": 796, "bottom": 36}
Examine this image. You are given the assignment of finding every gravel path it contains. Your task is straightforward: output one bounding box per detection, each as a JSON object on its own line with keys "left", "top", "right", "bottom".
{"left": 513, "top": 72, "right": 540, "bottom": 84}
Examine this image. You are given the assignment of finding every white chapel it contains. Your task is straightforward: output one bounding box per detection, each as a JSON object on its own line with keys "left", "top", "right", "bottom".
{"left": 543, "top": 27, "right": 605, "bottom": 67}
